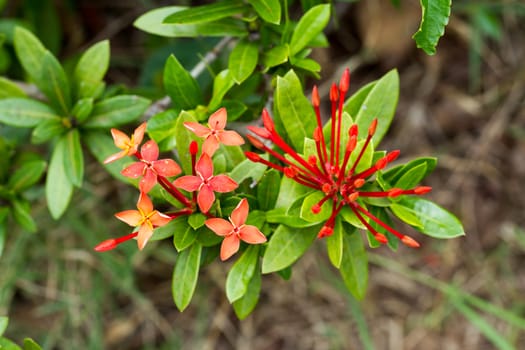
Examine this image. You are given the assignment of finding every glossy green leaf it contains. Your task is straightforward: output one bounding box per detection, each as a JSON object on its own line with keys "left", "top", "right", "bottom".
{"left": 197, "top": 226, "right": 223, "bottom": 247}
{"left": 369, "top": 206, "right": 398, "bottom": 251}
{"left": 74, "top": 40, "right": 110, "bottom": 99}
{"left": 229, "top": 39, "right": 259, "bottom": 84}
{"left": 209, "top": 69, "right": 235, "bottom": 110}
{"left": 262, "top": 224, "right": 319, "bottom": 274}
{"left": 0, "top": 77, "right": 26, "bottom": 98}
{"left": 233, "top": 264, "right": 261, "bottom": 319}
{"left": 188, "top": 213, "right": 207, "bottom": 230}
{"left": 13, "top": 27, "right": 46, "bottom": 84}
{"left": 226, "top": 245, "right": 259, "bottom": 303}
{"left": 354, "top": 70, "right": 399, "bottom": 145}
{"left": 290, "top": 57, "right": 321, "bottom": 75}
{"left": 173, "top": 223, "right": 197, "bottom": 252}
{"left": 249, "top": 0, "right": 281, "bottom": 24}
{"left": 134, "top": 7, "right": 248, "bottom": 38}
{"left": 31, "top": 118, "right": 64, "bottom": 144}
{"left": 229, "top": 156, "right": 268, "bottom": 184}
{"left": 38, "top": 51, "right": 71, "bottom": 114}
{"left": 164, "top": 1, "right": 244, "bottom": 24}
{"left": 257, "top": 169, "right": 280, "bottom": 210}
{"left": 339, "top": 205, "right": 367, "bottom": 230}
{"left": 0, "top": 98, "right": 58, "bottom": 127}
{"left": 63, "top": 130, "right": 84, "bottom": 187}
{"left": 0, "top": 337, "right": 22, "bottom": 350}
{"left": 11, "top": 198, "right": 36, "bottom": 232}
{"left": 147, "top": 110, "right": 178, "bottom": 144}
{"left": 45, "top": 136, "right": 74, "bottom": 219}
{"left": 23, "top": 338, "right": 43, "bottom": 350}
{"left": 164, "top": 55, "right": 202, "bottom": 110}
{"left": 149, "top": 217, "right": 178, "bottom": 241}
{"left": 413, "top": 0, "right": 451, "bottom": 55}
{"left": 326, "top": 217, "right": 343, "bottom": 268}
{"left": 339, "top": 227, "right": 368, "bottom": 299}
{"left": 274, "top": 70, "right": 316, "bottom": 150}
{"left": 274, "top": 175, "right": 311, "bottom": 209}
{"left": 382, "top": 157, "right": 437, "bottom": 185}
{"left": 394, "top": 163, "right": 427, "bottom": 190}
{"left": 172, "top": 242, "right": 202, "bottom": 311}
{"left": 390, "top": 202, "right": 424, "bottom": 228}
{"left": 396, "top": 197, "right": 465, "bottom": 238}
{"left": 289, "top": 4, "right": 330, "bottom": 56}
{"left": 266, "top": 208, "right": 317, "bottom": 228}
{"left": 83, "top": 95, "right": 150, "bottom": 128}
{"left": 72, "top": 98, "right": 94, "bottom": 124}
{"left": 300, "top": 190, "right": 331, "bottom": 223}
{"left": 262, "top": 44, "right": 289, "bottom": 70}
{"left": 216, "top": 100, "right": 247, "bottom": 121}
{"left": 344, "top": 81, "right": 375, "bottom": 119}
{"left": 174, "top": 111, "right": 201, "bottom": 175}
{"left": 7, "top": 160, "right": 46, "bottom": 192}
{"left": 0, "top": 315, "right": 7, "bottom": 335}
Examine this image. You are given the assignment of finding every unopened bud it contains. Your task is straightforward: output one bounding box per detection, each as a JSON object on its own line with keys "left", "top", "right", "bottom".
{"left": 353, "top": 178, "right": 365, "bottom": 188}
{"left": 312, "top": 85, "right": 320, "bottom": 108}
{"left": 318, "top": 225, "right": 333, "bottom": 238}
{"left": 189, "top": 141, "right": 198, "bottom": 155}
{"left": 414, "top": 186, "right": 432, "bottom": 195}
{"left": 386, "top": 150, "right": 400, "bottom": 162}
{"left": 401, "top": 236, "right": 420, "bottom": 248}
{"left": 246, "top": 134, "right": 265, "bottom": 149}
{"left": 388, "top": 188, "right": 404, "bottom": 197}
{"left": 311, "top": 204, "right": 321, "bottom": 214}
{"left": 245, "top": 152, "right": 261, "bottom": 162}
{"left": 374, "top": 233, "right": 388, "bottom": 244}
{"left": 284, "top": 167, "right": 297, "bottom": 178}
{"left": 349, "top": 124, "right": 358, "bottom": 137}
{"left": 329, "top": 83, "right": 338, "bottom": 102}
{"left": 339, "top": 68, "right": 350, "bottom": 94}
{"left": 262, "top": 109, "right": 274, "bottom": 132}
{"left": 247, "top": 126, "right": 271, "bottom": 139}
{"left": 368, "top": 118, "right": 378, "bottom": 136}
{"left": 322, "top": 183, "right": 332, "bottom": 193}
{"left": 313, "top": 127, "right": 322, "bottom": 142}
{"left": 308, "top": 155, "right": 317, "bottom": 166}
{"left": 347, "top": 192, "right": 359, "bottom": 202}
{"left": 94, "top": 239, "right": 118, "bottom": 252}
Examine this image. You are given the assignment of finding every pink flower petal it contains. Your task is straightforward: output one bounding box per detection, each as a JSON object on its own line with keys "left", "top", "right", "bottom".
{"left": 152, "top": 159, "right": 181, "bottom": 177}
{"left": 209, "top": 174, "right": 237, "bottom": 193}
{"left": 139, "top": 169, "right": 157, "bottom": 193}
{"left": 150, "top": 211, "right": 172, "bottom": 227}
{"left": 115, "top": 210, "right": 142, "bottom": 226}
{"left": 111, "top": 128, "right": 130, "bottom": 149}
{"left": 208, "top": 108, "right": 227, "bottom": 131}
{"left": 140, "top": 140, "right": 159, "bottom": 162}
{"left": 103, "top": 150, "right": 127, "bottom": 164}
{"left": 205, "top": 218, "right": 234, "bottom": 236}
{"left": 202, "top": 137, "right": 220, "bottom": 156}
{"left": 133, "top": 122, "right": 147, "bottom": 145}
{"left": 195, "top": 153, "right": 213, "bottom": 180}
{"left": 137, "top": 222, "right": 154, "bottom": 250}
{"left": 230, "top": 198, "right": 249, "bottom": 227}
{"left": 173, "top": 175, "right": 202, "bottom": 192}
{"left": 197, "top": 184, "right": 215, "bottom": 213}
{"left": 219, "top": 130, "right": 244, "bottom": 146}
{"left": 121, "top": 162, "right": 146, "bottom": 178}
{"left": 220, "top": 234, "right": 240, "bottom": 261}
{"left": 137, "top": 192, "right": 154, "bottom": 214}
{"left": 239, "top": 225, "right": 267, "bottom": 244}
{"left": 184, "top": 122, "right": 211, "bottom": 138}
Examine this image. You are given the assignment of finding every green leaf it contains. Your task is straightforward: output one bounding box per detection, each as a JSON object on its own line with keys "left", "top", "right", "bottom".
{"left": 233, "top": 264, "right": 262, "bottom": 319}
{"left": 7, "top": 160, "right": 46, "bottom": 192}
{"left": 209, "top": 69, "right": 235, "bottom": 110}
{"left": 11, "top": 198, "right": 36, "bottom": 232}
{"left": 226, "top": 245, "right": 259, "bottom": 303}
{"left": 382, "top": 157, "right": 437, "bottom": 185}
{"left": 31, "top": 118, "right": 65, "bottom": 144}
{"left": 394, "top": 163, "right": 427, "bottom": 190}
{"left": 229, "top": 156, "right": 268, "bottom": 184}
{"left": 390, "top": 202, "right": 423, "bottom": 228}
{"left": 174, "top": 111, "right": 201, "bottom": 175}
{"left": 262, "top": 224, "right": 319, "bottom": 274}
{"left": 249, "top": 0, "right": 281, "bottom": 24}
{"left": 300, "top": 191, "right": 330, "bottom": 223}
{"left": 0, "top": 77, "right": 26, "bottom": 98}
{"left": 266, "top": 208, "right": 317, "bottom": 228}
{"left": 289, "top": 4, "right": 330, "bottom": 56}
{"left": 0, "top": 211, "right": 7, "bottom": 257}
{"left": 229, "top": 39, "right": 259, "bottom": 84}
{"left": 188, "top": 213, "right": 207, "bottom": 230}
{"left": 340, "top": 205, "right": 367, "bottom": 230}
{"left": 83, "top": 95, "right": 150, "bottom": 128}
{"left": 262, "top": 44, "right": 289, "bottom": 71}
{"left": 354, "top": 70, "right": 399, "bottom": 145}
{"left": 216, "top": 100, "right": 247, "bottom": 121}
{"left": 46, "top": 136, "right": 74, "bottom": 219}
{"left": 164, "top": 1, "right": 244, "bottom": 24}
{"left": 274, "top": 70, "right": 316, "bottom": 150}
{"left": 84, "top": 131, "right": 130, "bottom": 182}
{"left": 13, "top": 27, "right": 46, "bottom": 84}
{"left": 0, "top": 337, "right": 22, "bottom": 350}
{"left": 0, "top": 98, "right": 58, "bottom": 127}
{"left": 38, "top": 51, "right": 71, "bottom": 114}
{"left": 344, "top": 81, "right": 375, "bottom": 119}
{"left": 63, "top": 129, "right": 84, "bottom": 187}
{"left": 173, "top": 222, "right": 197, "bottom": 252}
{"left": 0, "top": 316, "right": 7, "bottom": 335}
{"left": 71, "top": 98, "right": 94, "bottom": 124}
{"left": 290, "top": 57, "right": 321, "bottom": 76}
{"left": 74, "top": 40, "right": 110, "bottom": 99}
{"left": 134, "top": 7, "right": 248, "bottom": 38}
{"left": 326, "top": 217, "right": 343, "bottom": 268}
{"left": 395, "top": 197, "right": 465, "bottom": 238}
{"left": 149, "top": 218, "right": 178, "bottom": 241}
{"left": 163, "top": 55, "right": 203, "bottom": 110}
{"left": 339, "top": 227, "right": 368, "bottom": 299}
{"left": 412, "top": 0, "right": 451, "bottom": 55}
{"left": 275, "top": 175, "right": 310, "bottom": 209}
{"left": 257, "top": 169, "right": 280, "bottom": 210}
{"left": 172, "top": 242, "right": 202, "bottom": 311}
{"left": 23, "top": 338, "right": 43, "bottom": 350}
{"left": 147, "top": 110, "right": 178, "bottom": 145}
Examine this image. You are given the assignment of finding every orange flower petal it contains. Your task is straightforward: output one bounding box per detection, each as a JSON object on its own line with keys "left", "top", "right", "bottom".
{"left": 230, "top": 198, "right": 248, "bottom": 227}
{"left": 137, "top": 192, "right": 154, "bottom": 214}
{"left": 150, "top": 211, "right": 171, "bottom": 227}
{"left": 133, "top": 122, "right": 147, "bottom": 145}
{"left": 197, "top": 184, "right": 215, "bottom": 213}
{"left": 121, "top": 162, "right": 145, "bottom": 178}
{"left": 209, "top": 174, "right": 237, "bottom": 193}
{"left": 220, "top": 234, "right": 240, "bottom": 261}
{"left": 239, "top": 225, "right": 267, "bottom": 244}
{"left": 152, "top": 159, "right": 181, "bottom": 177}
{"left": 205, "top": 218, "right": 234, "bottom": 236}
{"left": 219, "top": 130, "right": 244, "bottom": 146}
{"left": 137, "top": 223, "right": 154, "bottom": 250}
{"left": 184, "top": 122, "right": 211, "bottom": 138}
{"left": 115, "top": 210, "right": 142, "bottom": 226}
{"left": 208, "top": 107, "right": 227, "bottom": 131}
{"left": 202, "top": 137, "right": 220, "bottom": 156}
{"left": 139, "top": 169, "right": 157, "bottom": 193}
{"left": 140, "top": 140, "right": 159, "bottom": 162}
{"left": 173, "top": 175, "right": 202, "bottom": 192}
{"left": 111, "top": 128, "right": 130, "bottom": 149}
{"left": 195, "top": 153, "right": 213, "bottom": 180}
{"left": 103, "top": 150, "right": 127, "bottom": 164}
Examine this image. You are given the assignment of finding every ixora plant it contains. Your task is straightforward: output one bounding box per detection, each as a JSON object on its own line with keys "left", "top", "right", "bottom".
{"left": 95, "top": 68, "right": 465, "bottom": 318}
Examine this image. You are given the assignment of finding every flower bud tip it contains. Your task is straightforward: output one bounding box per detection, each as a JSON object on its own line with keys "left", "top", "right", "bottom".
{"left": 402, "top": 236, "right": 420, "bottom": 248}
{"left": 189, "top": 141, "right": 199, "bottom": 155}
{"left": 94, "top": 239, "right": 117, "bottom": 252}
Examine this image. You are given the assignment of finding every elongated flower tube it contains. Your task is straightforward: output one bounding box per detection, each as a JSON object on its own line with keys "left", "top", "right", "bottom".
{"left": 246, "top": 69, "right": 430, "bottom": 248}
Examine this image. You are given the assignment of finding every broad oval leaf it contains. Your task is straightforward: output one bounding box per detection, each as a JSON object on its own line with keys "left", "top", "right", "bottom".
{"left": 395, "top": 197, "right": 465, "bottom": 239}
{"left": 72, "top": 98, "right": 94, "bottom": 124}
{"left": 209, "top": 69, "right": 235, "bottom": 110}
{"left": 249, "top": 0, "right": 281, "bottom": 24}
{"left": 23, "top": 338, "right": 43, "bottom": 350}
{"left": 164, "top": 1, "right": 245, "bottom": 24}
{"left": 233, "top": 265, "right": 262, "bottom": 319}
{"left": 326, "top": 217, "right": 343, "bottom": 268}
{"left": 164, "top": 55, "right": 202, "bottom": 110}
{"left": 46, "top": 136, "right": 74, "bottom": 219}
{"left": 265, "top": 208, "right": 317, "bottom": 228}
{"left": 339, "top": 226, "right": 368, "bottom": 299}
{"left": 7, "top": 160, "right": 46, "bottom": 192}
{"left": 173, "top": 224, "right": 197, "bottom": 252}
{"left": 394, "top": 163, "right": 427, "bottom": 190}
{"left": 0, "top": 77, "right": 26, "bottom": 98}
{"left": 382, "top": 157, "right": 437, "bottom": 186}
{"left": 13, "top": 27, "right": 46, "bottom": 85}
{"left": 174, "top": 111, "right": 201, "bottom": 175}
{"left": 256, "top": 169, "right": 280, "bottom": 211}
{"left": 289, "top": 4, "right": 330, "bottom": 56}
{"left": 11, "top": 198, "right": 36, "bottom": 232}
{"left": 413, "top": 0, "right": 451, "bottom": 55}
{"left": 226, "top": 245, "right": 259, "bottom": 303}
{"left": 262, "top": 44, "right": 289, "bottom": 71}
{"left": 39, "top": 51, "right": 71, "bottom": 114}
{"left": 300, "top": 191, "right": 331, "bottom": 223}
{"left": 229, "top": 156, "right": 268, "bottom": 185}
{"left": 31, "top": 117, "right": 64, "bottom": 144}
{"left": 229, "top": 39, "right": 259, "bottom": 84}
{"left": 83, "top": 95, "right": 150, "bottom": 128}
{"left": 172, "top": 242, "right": 202, "bottom": 311}
{"left": 261, "top": 224, "right": 319, "bottom": 274}
{"left": 74, "top": 40, "right": 110, "bottom": 99}
{"left": 63, "top": 129, "right": 84, "bottom": 188}
{"left": 0, "top": 98, "right": 58, "bottom": 127}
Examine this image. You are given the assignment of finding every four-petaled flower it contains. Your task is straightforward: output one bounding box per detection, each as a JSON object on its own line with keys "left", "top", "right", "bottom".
{"left": 121, "top": 140, "right": 181, "bottom": 193}
{"left": 104, "top": 122, "right": 147, "bottom": 164}
{"left": 173, "top": 152, "right": 237, "bottom": 213}
{"left": 114, "top": 192, "right": 171, "bottom": 250}
{"left": 184, "top": 107, "right": 244, "bottom": 156}
{"left": 205, "top": 198, "right": 267, "bottom": 260}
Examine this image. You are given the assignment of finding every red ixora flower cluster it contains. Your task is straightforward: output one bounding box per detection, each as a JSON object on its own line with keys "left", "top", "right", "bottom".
{"left": 94, "top": 108, "right": 266, "bottom": 259}
{"left": 246, "top": 69, "right": 430, "bottom": 248}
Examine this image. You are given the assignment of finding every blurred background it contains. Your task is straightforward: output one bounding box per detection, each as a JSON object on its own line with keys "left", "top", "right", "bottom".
{"left": 1, "top": 0, "right": 524, "bottom": 349}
